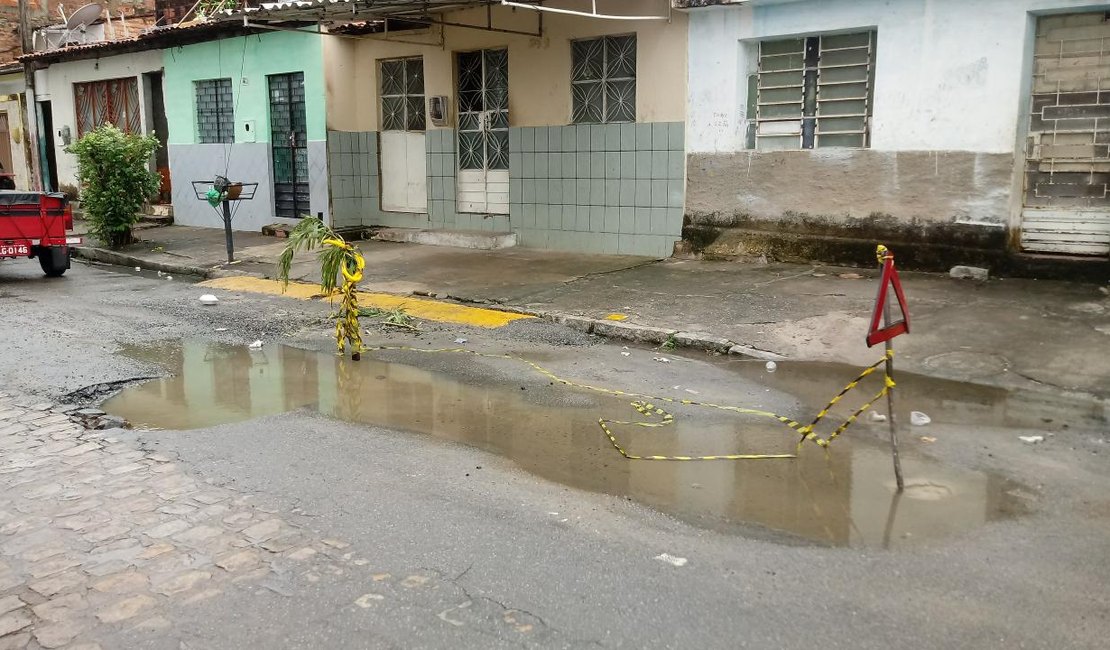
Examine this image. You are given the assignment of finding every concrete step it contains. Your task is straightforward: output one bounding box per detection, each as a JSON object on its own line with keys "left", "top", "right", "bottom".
{"left": 138, "top": 214, "right": 173, "bottom": 227}
{"left": 372, "top": 228, "right": 517, "bottom": 250}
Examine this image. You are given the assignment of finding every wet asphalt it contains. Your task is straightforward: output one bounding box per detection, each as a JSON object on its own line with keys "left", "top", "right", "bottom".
{"left": 0, "top": 259, "right": 1108, "bottom": 649}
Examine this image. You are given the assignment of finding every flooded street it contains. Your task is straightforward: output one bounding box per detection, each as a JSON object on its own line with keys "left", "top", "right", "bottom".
{"left": 105, "top": 340, "right": 1036, "bottom": 548}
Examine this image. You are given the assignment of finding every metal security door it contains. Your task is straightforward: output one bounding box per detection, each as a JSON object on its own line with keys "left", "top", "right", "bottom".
{"left": 1021, "top": 13, "right": 1110, "bottom": 256}
{"left": 456, "top": 48, "right": 509, "bottom": 214}
{"left": 269, "top": 72, "right": 310, "bottom": 219}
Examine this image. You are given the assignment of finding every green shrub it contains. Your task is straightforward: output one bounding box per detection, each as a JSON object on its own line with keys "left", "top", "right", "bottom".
{"left": 66, "top": 125, "right": 160, "bottom": 248}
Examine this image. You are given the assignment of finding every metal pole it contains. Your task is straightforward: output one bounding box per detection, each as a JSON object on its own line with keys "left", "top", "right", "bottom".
{"left": 881, "top": 257, "right": 905, "bottom": 492}
{"left": 221, "top": 199, "right": 234, "bottom": 263}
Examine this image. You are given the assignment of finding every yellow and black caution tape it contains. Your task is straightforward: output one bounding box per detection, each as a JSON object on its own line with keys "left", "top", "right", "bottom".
{"left": 364, "top": 346, "right": 897, "bottom": 462}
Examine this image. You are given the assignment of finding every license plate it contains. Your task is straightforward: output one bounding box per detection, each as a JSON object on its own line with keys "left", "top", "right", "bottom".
{"left": 0, "top": 245, "right": 29, "bottom": 256}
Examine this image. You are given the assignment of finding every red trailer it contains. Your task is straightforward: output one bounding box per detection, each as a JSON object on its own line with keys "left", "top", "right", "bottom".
{"left": 0, "top": 191, "right": 81, "bottom": 277}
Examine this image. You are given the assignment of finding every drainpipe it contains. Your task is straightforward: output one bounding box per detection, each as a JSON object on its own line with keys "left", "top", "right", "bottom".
{"left": 17, "top": 0, "right": 43, "bottom": 191}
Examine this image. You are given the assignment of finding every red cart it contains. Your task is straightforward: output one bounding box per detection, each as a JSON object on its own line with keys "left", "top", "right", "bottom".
{"left": 0, "top": 191, "right": 81, "bottom": 277}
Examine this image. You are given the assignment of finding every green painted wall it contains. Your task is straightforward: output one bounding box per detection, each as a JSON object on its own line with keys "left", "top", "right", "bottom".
{"left": 163, "top": 30, "right": 326, "bottom": 145}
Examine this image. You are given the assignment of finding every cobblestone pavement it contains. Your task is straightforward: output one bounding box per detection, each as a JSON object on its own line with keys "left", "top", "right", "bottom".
{"left": 0, "top": 392, "right": 365, "bottom": 649}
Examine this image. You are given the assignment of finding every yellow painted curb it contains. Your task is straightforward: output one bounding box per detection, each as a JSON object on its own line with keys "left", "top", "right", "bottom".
{"left": 200, "top": 276, "right": 534, "bottom": 329}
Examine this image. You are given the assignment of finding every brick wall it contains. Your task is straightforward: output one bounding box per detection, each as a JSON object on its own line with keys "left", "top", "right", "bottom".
{"left": 0, "top": 0, "right": 156, "bottom": 65}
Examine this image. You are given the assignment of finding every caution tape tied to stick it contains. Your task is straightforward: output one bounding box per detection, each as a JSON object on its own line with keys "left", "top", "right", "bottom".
{"left": 365, "top": 346, "right": 895, "bottom": 462}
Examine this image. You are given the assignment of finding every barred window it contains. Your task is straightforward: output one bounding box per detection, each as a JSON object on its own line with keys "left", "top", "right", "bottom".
{"left": 195, "top": 78, "right": 234, "bottom": 144}
{"left": 754, "top": 31, "right": 876, "bottom": 150}
{"left": 571, "top": 34, "right": 636, "bottom": 124}
{"left": 380, "top": 57, "right": 425, "bottom": 131}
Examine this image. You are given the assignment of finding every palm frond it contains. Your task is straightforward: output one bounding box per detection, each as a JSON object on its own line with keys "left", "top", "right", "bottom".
{"left": 278, "top": 216, "right": 335, "bottom": 290}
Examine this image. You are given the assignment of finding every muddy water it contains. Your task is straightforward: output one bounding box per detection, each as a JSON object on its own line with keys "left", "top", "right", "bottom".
{"left": 104, "top": 341, "right": 1024, "bottom": 548}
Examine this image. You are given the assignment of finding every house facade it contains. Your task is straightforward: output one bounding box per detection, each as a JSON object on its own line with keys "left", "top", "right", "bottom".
{"left": 29, "top": 48, "right": 165, "bottom": 194}
{"left": 312, "top": 0, "right": 688, "bottom": 256}
{"left": 162, "top": 30, "right": 331, "bottom": 230}
{"left": 681, "top": 0, "right": 1110, "bottom": 264}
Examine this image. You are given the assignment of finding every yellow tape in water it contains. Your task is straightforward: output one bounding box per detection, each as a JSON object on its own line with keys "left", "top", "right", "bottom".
{"left": 366, "top": 346, "right": 895, "bottom": 462}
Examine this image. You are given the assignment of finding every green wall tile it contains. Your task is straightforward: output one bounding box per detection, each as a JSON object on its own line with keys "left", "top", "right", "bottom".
{"left": 619, "top": 180, "right": 635, "bottom": 207}
{"left": 576, "top": 206, "right": 591, "bottom": 231}
{"left": 589, "top": 206, "right": 605, "bottom": 232}
{"left": 619, "top": 207, "right": 636, "bottom": 233}
{"left": 652, "top": 151, "right": 668, "bottom": 179}
{"left": 603, "top": 207, "right": 620, "bottom": 233}
{"left": 668, "top": 123, "right": 684, "bottom": 151}
{"left": 637, "top": 180, "right": 653, "bottom": 207}
{"left": 604, "top": 180, "right": 619, "bottom": 206}
{"left": 604, "top": 124, "right": 621, "bottom": 151}
{"left": 620, "top": 123, "right": 636, "bottom": 150}
{"left": 668, "top": 151, "right": 685, "bottom": 179}
{"left": 652, "top": 123, "right": 669, "bottom": 150}
{"left": 561, "top": 126, "right": 576, "bottom": 151}
{"left": 576, "top": 153, "right": 591, "bottom": 178}
{"left": 604, "top": 153, "right": 620, "bottom": 179}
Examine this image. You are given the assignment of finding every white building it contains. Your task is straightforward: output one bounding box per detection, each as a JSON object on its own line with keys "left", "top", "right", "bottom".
{"left": 681, "top": 0, "right": 1110, "bottom": 265}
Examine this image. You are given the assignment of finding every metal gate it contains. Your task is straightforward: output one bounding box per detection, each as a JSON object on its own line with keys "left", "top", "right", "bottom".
{"left": 456, "top": 48, "right": 509, "bottom": 215}
{"left": 1021, "top": 13, "right": 1110, "bottom": 256}
{"left": 268, "top": 72, "right": 310, "bottom": 219}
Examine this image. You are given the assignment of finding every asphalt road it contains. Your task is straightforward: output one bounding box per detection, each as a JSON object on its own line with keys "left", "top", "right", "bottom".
{"left": 0, "top": 259, "right": 1107, "bottom": 649}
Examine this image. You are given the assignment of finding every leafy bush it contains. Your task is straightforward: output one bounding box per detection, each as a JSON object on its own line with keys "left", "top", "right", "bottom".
{"left": 66, "top": 125, "right": 160, "bottom": 248}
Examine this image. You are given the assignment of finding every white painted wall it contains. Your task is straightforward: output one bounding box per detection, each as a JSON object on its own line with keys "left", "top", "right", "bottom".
{"left": 686, "top": 0, "right": 1110, "bottom": 154}
{"left": 33, "top": 51, "right": 163, "bottom": 187}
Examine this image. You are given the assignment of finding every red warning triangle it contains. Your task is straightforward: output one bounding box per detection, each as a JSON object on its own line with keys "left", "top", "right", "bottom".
{"left": 866, "top": 254, "right": 910, "bottom": 347}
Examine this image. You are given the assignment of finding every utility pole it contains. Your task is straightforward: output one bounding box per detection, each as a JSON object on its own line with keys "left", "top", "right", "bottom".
{"left": 17, "top": 0, "right": 43, "bottom": 191}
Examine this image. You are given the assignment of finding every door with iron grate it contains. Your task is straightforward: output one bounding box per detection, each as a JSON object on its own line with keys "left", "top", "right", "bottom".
{"left": 1022, "top": 13, "right": 1110, "bottom": 256}
{"left": 456, "top": 48, "right": 509, "bottom": 215}
{"left": 269, "top": 72, "right": 310, "bottom": 219}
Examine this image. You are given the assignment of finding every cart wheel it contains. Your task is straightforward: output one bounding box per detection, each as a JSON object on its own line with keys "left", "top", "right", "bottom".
{"left": 38, "top": 247, "right": 68, "bottom": 277}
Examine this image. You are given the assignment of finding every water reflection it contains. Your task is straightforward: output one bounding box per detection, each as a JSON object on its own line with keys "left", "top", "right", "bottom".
{"left": 105, "top": 341, "right": 1022, "bottom": 548}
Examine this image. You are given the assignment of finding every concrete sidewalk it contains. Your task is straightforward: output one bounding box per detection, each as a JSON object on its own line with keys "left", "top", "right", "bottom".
{"left": 75, "top": 224, "right": 1110, "bottom": 397}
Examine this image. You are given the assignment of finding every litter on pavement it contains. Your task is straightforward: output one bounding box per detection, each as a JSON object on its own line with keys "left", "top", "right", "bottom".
{"left": 910, "top": 411, "right": 931, "bottom": 426}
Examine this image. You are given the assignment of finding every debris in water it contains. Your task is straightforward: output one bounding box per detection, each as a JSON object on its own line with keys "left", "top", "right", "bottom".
{"left": 839, "top": 272, "right": 863, "bottom": 280}
{"left": 215, "top": 327, "right": 228, "bottom": 332}
{"left": 653, "top": 357, "right": 671, "bottom": 363}
{"left": 134, "top": 266, "right": 141, "bottom": 271}
{"left": 684, "top": 388, "right": 699, "bottom": 395}
{"left": 920, "top": 436, "right": 937, "bottom": 444}
{"left": 354, "top": 593, "right": 384, "bottom": 608}
{"left": 654, "top": 553, "right": 687, "bottom": 567}
{"left": 910, "top": 411, "right": 931, "bottom": 426}
{"left": 868, "top": 411, "right": 888, "bottom": 423}
{"left": 621, "top": 351, "right": 631, "bottom": 357}
{"left": 765, "top": 361, "right": 777, "bottom": 372}
{"left": 165, "top": 276, "right": 173, "bottom": 281}
{"left": 1019, "top": 435, "right": 1044, "bottom": 444}
{"left": 199, "top": 294, "right": 219, "bottom": 306}
{"left": 248, "top": 340, "right": 263, "bottom": 350}
{"left": 454, "top": 338, "right": 468, "bottom": 344}
{"left": 605, "top": 313, "right": 628, "bottom": 321}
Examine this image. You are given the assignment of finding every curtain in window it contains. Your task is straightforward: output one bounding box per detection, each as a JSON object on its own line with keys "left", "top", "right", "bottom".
{"left": 74, "top": 78, "right": 141, "bottom": 137}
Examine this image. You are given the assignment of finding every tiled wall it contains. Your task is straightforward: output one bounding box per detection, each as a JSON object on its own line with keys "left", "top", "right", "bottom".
{"left": 327, "top": 123, "right": 685, "bottom": 257}
{"left": 327, "top": 131, "right": 384, "bottom": 231}
{"left": 509, "top": 122, "right": 684, "bottom": 257}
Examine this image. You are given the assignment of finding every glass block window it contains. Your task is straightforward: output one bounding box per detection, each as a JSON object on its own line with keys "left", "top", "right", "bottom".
{"left": 380, "top": 57, "right": 425, "bottom": 131}
{"left": 754, "top": 31, "right": 876, "bottom": 151}
{"left": 195, "top": 78, "right": 234, "bottom": 144}
{"left": 572, "top": 34, "right": 636, "bottom": 124}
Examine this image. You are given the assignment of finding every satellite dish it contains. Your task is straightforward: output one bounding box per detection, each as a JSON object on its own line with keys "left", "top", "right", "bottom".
{"left": 65, "top": 3, "right": 103, "bottom": 30}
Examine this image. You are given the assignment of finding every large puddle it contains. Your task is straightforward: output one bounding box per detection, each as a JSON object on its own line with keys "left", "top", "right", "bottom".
{"left": 104, "top": 341, "right": 1034, "bottom": 548}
